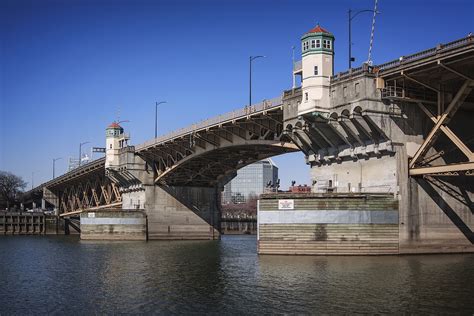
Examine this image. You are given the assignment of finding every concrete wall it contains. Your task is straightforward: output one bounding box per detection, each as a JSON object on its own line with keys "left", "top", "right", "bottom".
{"left": 107, "top": 149, "right": 221, "bottom": 240}
{"left": 310, "top": 154, "right": 397, "bottom": 193}
{"left": 258, "top": 194, "right": 399, "bottom": 255}
{"left": 121, "top": 185, "right": 221, "bottom": 240}
{"left": 80, "top": 210, "right": 147, "bottom": 240}
{"left": 141, "top": 185, "right": 220, "bottom": 240}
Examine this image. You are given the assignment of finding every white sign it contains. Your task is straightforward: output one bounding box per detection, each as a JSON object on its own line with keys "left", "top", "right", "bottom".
{"left": 278, "top": 199, "right": 294, "bottom": 210}
{"left": 88, "top": 212, "right": 96, "bottom": 218}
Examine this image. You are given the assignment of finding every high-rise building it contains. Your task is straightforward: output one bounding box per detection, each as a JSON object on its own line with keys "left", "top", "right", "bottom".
{"left": 222, "top": 159, "right": 278, "bottom": 204}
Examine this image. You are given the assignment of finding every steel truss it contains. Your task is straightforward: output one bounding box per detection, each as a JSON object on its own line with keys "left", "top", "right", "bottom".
{"left": 58, "top": 173, "right": 122, "bottom": 216}
{"left": 408, "top": 76, "right": 474, "bottom": 177}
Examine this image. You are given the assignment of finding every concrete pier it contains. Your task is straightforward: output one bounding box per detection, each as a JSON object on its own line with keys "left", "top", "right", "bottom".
{"left": 80, "top": 210, "right": 147, "bottom": 240}
{"left": 258, "top": 192, "right": 474, "bottom": 255}
{"left": 258, "top": 193, "right": 399, "bottom": 255}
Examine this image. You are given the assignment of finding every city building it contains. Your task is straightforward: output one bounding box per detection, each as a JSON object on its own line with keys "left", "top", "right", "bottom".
{"left": 222, "top": 159, "right": 278, "bottom": 204}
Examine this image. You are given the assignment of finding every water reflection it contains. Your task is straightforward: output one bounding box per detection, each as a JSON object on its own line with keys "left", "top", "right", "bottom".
{"left": 0, "top": 236, "right": 473, "bottom": 314}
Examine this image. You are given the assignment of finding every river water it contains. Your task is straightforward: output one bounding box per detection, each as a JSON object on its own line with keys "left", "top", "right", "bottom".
{"left": 0, "top": 235, "right": 473, "bottom": 314}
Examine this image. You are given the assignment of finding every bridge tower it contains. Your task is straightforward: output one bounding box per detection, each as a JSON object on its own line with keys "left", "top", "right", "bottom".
{"left": 299, "top": 24, "right": 334, "bottom": 115}
{"left": 105, "top": 122, "right": 129, "bottom": 169}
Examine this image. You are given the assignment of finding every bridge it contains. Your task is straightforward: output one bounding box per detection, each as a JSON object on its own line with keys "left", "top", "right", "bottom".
{"left": 20, "top": 29, "right": 473, "bottom": 254}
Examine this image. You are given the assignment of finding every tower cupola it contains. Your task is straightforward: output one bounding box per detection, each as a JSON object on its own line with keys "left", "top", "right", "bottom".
{"left": 106, "top": 122, "right": 124, "bottom": 138}
{"left": 301, "top": 25, "right": 335, "bottom": 57}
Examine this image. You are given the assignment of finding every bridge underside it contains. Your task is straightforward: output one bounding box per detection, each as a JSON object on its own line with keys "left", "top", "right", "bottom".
{"left": 154, "top": 143, "right": 296, "bottom": 187}
{"left": 136, "top": 106, "right": 298, "bottom": 187}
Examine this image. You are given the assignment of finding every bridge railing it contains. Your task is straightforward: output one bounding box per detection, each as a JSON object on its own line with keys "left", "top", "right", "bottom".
{"left": 331, "top": 35, "right": 474, "bottom": 82}
{"left": 138, "top": 96, "right": 283, "bottom": 149}
{"left": 378, "top": 36, "right": 473, "bottom": 72}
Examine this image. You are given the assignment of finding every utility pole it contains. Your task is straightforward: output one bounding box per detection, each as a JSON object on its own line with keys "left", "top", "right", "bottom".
{"left": 79, "top": 141, "right": 90, "bottom": 167}
{"left": 249, "top": 55, "right": 266, "bottom": 107}
{"left": 348, "top": 8, "right": 380, "bottom": 69}
{"left": 292, "top": 46, "right": 296, "bottom": 89}
{"left": 155, "top": 101, "right": 167, "bottom": 139}
{"left": 52, "top": 157, "right": 61, "bottom": 179}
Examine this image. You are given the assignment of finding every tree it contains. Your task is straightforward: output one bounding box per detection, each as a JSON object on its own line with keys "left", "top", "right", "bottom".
{"left": 0, "top": 171, "right": 27, "bottom": 209}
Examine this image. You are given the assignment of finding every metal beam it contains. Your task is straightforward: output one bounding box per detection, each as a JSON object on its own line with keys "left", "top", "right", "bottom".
{"left": 402, "top": 72, "right": 440, "bottom": 92}
{"left": 417, "top": 102, "right": 473, "bottom": 161}
{"left": 438, "top": 61, "right": 474, "bottom": 81}
{"left": 409, "top": 162, "right": 474, "bottom": 176}
{"left": 409, "top": 80, "right": 473, "bottom": 168}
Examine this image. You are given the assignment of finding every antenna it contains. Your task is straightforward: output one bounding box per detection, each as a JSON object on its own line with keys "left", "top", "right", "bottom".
{"left": 116, "top": 106, "right": 121, "bottom": 123}
{"left": 367, "top": 0, "right": 379, "bottom": 65}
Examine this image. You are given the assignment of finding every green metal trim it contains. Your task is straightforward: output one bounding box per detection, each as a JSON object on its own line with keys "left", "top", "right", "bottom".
{"left": 301, "top": 33, "right": 335, "bottom": 41}
{"left": 302, "top": 50, "right": 333, "bottom": 57}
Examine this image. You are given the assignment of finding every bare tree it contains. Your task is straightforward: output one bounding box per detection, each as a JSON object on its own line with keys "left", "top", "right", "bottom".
{"left": 0, "top": 171, "right": 27, "bottom": 209}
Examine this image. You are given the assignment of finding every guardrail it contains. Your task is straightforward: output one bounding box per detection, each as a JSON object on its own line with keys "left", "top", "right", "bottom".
{"left": 331, "top": 35, "right": 474, "bottom": 82}
{"left": 138, "top": 96, "right": 283, "bottom": 149}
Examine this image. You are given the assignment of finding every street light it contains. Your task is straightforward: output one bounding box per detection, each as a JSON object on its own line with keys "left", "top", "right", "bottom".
{"left": 52, "top": 157, "right": 62, "bottom": 179}
{"left": 155, "top": 101, "right": 167, "bottom": 139}
{"left": 249, "top": 55, "right": 266, "bottom": 107}
{"left": 348, "top": 9, "right": 380, "bottom": 69}
{"left": 79, "top": 141, "right": 90, "bottom": 167}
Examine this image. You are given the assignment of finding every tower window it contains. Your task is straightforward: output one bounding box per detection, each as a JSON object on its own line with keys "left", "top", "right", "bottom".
{"left": 311, "top": 40, "right": 315, "bottom": 48}
{"left": 314, "top": 66, "right": 318, "bottom": 75}
{"left": 303, "top": 41, "right": 309, "bottom": 51}
{"left": 323, "top": 39, "right": 332, "bottom": 49}
{"left": 316, "top": 39, "right": 321, "bottom": 48}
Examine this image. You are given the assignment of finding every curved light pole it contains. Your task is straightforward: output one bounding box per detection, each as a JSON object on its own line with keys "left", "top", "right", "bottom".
{"left": 79, "top": 141, "right": 90, "bottom": 167}
{"left": 155, "top": 101, "right": 167, "bottom": 139}
{"left": 348, "top": 9, "right": 380, "bottom": 69}
{"left": 52, "top": 157, "right": 62, "bottom": 179}
{"left": 249, "top": 55, "right": 266, "bottom": 107}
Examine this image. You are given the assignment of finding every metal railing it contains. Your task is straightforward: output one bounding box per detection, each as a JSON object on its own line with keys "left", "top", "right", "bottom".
{"left": 138, "top": 96, "right": 283, "bottom": 150}
{"left": 331, "top": 35, "right": 474, "bottom": 82}
{"left": 377, "top": 36, "right": 473, "bottom": 72}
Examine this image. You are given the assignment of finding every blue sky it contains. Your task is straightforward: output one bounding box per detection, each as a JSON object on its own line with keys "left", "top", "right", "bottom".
{"left": 1, "top": 0, "right": 473, "bottom": 189}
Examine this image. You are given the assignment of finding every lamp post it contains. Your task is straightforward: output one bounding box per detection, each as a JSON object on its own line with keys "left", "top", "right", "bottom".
{"left": 155, "top": 101, "right": 167, "bottom": 139}
{"left": 291, "top": 46, "right": 296, "bottom": 89}
{"left": 348, "top": 9, "right": 380, "bottom": 69}
{"left": 249, "top": 55, "right": 266, "bottom": 107}
{"left": 52, "top": 157, "right": 61, "bottom": 179}
{"left": 79, "top": 141, "right": 90, "bottom": 167}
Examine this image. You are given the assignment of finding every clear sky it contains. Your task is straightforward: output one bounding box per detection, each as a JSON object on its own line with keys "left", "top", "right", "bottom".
{"left": 1, "top": 0, "right": 473, "bottom": 190}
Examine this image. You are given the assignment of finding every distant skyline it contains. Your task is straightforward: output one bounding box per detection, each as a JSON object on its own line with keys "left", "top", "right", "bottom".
{"left": 1, "top": 0, "right": 473, "bottom": 189}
